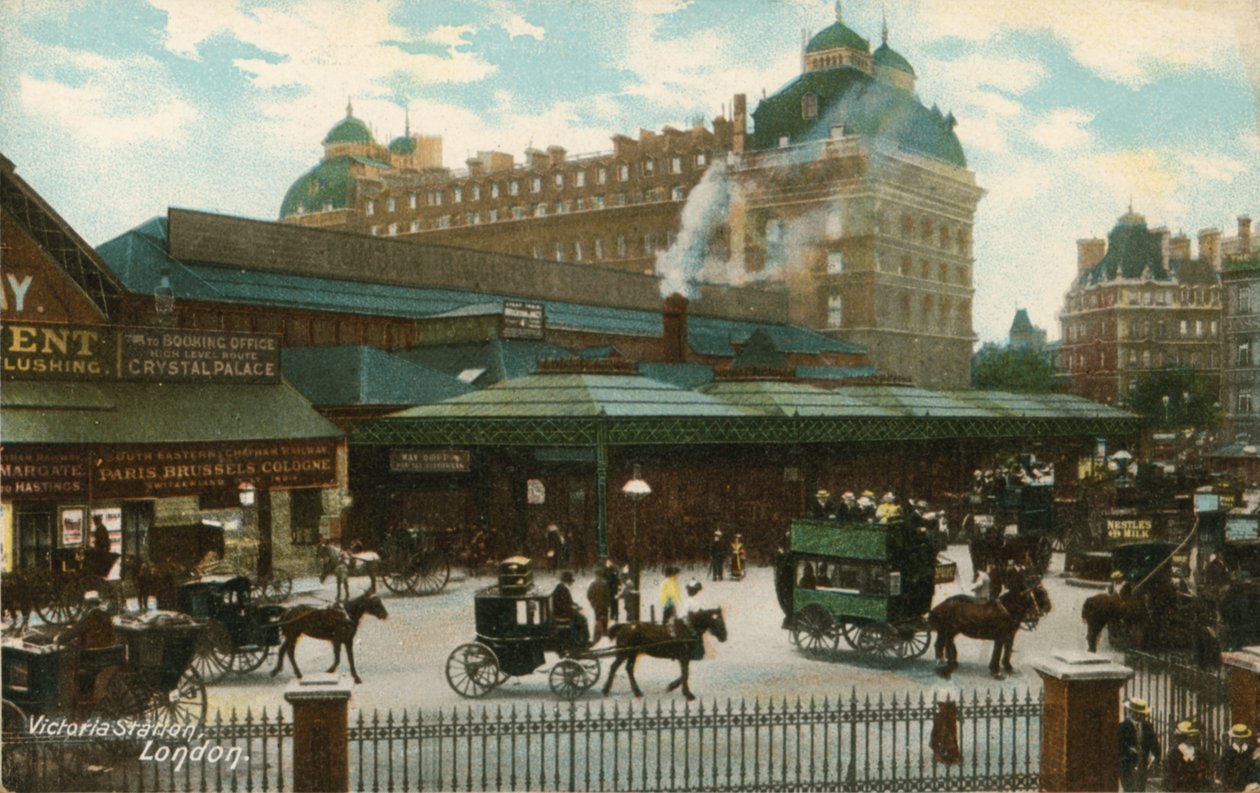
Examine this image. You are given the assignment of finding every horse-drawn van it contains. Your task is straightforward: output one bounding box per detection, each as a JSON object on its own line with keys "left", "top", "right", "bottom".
{"left": 180, "top": 575, "right": 286, "bottom": 683}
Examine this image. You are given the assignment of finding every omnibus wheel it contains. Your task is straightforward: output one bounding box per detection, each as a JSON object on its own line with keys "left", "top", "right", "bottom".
{"left": 446, "top": 642, "right": 502, "bottom": 698}
{"left": 791, "top": 605, "right": 837, "bottom": 652}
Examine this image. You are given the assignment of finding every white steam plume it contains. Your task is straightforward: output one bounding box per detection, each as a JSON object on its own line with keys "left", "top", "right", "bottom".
{"left": 656, "top": 159, "right": 732, "bottom": 299}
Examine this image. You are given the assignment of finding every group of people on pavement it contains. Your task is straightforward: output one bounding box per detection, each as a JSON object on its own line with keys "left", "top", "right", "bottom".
{"left": 1120, "top": 698, "right": 1260, "bottom": 792}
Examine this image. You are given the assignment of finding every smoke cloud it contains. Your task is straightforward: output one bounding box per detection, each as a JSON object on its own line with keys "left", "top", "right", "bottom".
{"left": 655, "top": 159, "right": 733, "bottom": 300}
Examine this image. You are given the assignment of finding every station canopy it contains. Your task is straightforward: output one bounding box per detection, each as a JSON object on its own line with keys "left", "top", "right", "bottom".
{"left": 352, "top": 367, "right": 1137, "bottom": 448}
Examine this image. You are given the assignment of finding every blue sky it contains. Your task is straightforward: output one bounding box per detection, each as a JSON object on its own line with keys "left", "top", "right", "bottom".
{"left": 2, "top": 0, "right": 1258, "bottom": 343}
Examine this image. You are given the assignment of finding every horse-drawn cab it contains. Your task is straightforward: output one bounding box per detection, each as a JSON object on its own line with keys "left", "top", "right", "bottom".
{"left": 965, "top": 474, "right": 1057, "bottom": 578}
{"left": 779, "top": 517, "right": 941, "bottom": 661}
{"left": 179, "top": 575, "right": 285, "bottom": 683}
{"left": 445, "top": 557, "right": 600, "bottom": 700}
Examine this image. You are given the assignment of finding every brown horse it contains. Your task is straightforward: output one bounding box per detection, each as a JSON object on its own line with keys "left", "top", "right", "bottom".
{"left": 270, "top": 590, "right": 388, "bottom": 684}
{"left": 928, "top": 583, "right": 1049, "bottom": 679}
{"left": 601, "top": 608, "right": 727, "bottom": 701}
{"left": 1082, "top": 592, "right": 1149, "bottom": 652}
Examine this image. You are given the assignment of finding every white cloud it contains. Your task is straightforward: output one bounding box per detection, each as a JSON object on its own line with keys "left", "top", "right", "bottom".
{"left": 931, "top": 53, "right": 1046, "bottom": 95}
{"left": 1182, "top": 153, "right": 1249, "bottom": 182}
{"left": 501, "top": 14, "right": 544, "bottom": 41}
{"left": 146, "top": 0, "right": 247, "bottom": 60}
{"left": 1028, "top": 108, "right": 1095, "bottom": 152}
{"left": 915, "top": 0, "right": 1239, "bottom": 88}
{"left": 631, "top": 0, "right": 691, "bottom": 16}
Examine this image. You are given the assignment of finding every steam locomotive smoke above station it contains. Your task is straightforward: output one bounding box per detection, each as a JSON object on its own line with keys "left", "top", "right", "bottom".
{"left": 655, "top": 160, "right": 733, "bottom": 301}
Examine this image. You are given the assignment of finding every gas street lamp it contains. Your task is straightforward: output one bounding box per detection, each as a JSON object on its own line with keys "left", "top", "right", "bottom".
{"left": 622, "top": 464, "right": 651, "bottom": 620}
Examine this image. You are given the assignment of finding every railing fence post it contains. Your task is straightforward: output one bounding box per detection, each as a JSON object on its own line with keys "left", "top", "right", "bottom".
{"left": 1033, "top": 650, "right": 1132, "bottom": 792}
{"left": 284, "top": 673, "right": 353, "bottom": 793}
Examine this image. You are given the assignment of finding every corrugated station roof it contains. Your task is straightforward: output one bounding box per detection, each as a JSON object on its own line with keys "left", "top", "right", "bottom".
{"left": 396, "top": 340, "right": 574, "bottom": 387}
{"left": 281, "top": 346, "right": 472, "bottom": 406}
{"left": 2, "top": 380, "right": 341, "bottom": 445}
{"left": 795, "top": 365, "right": 880, "bottom": 380}
{"left": 698, "top": 380, "right": 899, "bottom": 417}
{"left": 95, "top": 218, "right": 864, "bottom": 359}
{"left": 638, "top": 362, "right": 715, "bottom": 390}
{"left": 387, "top": 372, "right": 746, "bottom": 420}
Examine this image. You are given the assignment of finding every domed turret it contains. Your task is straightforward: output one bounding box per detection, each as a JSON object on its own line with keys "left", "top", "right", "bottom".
{"left": 804, "top": 2, "right": 872, "bottom": 74}
{"left": 322, "top": 99, "right": 375, "bottom": 148}
{"left": 873, "top": 16, "right": 915, "bottom": 92}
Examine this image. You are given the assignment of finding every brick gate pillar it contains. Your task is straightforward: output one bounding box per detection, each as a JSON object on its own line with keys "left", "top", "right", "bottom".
{"left": 1222, "top": 646, "right": 1260, "bottom": 730}
{"left": 285, "top": 674, "right": 353, "bottom": 793}
{"left": 1033, "top": 650, "right": 1133, "bottom": 793}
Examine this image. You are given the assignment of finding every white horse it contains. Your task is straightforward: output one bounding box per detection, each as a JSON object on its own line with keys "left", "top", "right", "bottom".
{"left": 316, "top": 541, "right": 381, "bottom": 601}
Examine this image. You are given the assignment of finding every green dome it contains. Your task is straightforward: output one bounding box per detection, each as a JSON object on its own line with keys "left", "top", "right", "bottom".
{"left": 323, "top": 116, "right": 374, "bottom": 146}
{"left": 389, "top": 136, "right": 416, "bottom": 154}
{"left": 806, "top": 21, "right": 869, "bottom": 54}
{"left": 279, "top": 157, "right": 354, "bottom": 219}
{"left": 873, "top": 42, "right": 914, "bottom": 75}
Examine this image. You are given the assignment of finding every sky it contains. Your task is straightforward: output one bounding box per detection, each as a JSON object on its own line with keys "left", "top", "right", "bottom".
{"left": 1, "top": 0, "right": 1258, "bottom": 344}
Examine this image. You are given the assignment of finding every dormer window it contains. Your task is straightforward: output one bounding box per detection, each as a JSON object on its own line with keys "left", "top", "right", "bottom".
{"left": 802, "top": 93, "right": 819, "bottom": 119}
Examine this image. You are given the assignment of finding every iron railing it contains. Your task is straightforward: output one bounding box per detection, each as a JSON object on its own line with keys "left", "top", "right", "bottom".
{"left": 1123, "top": 648, "right": 1231, "bottom": 758}
{"left": 348, "top": 687, "right": 1042, "bottom": 792}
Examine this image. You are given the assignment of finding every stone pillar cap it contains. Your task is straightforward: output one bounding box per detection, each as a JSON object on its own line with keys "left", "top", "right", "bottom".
{"left": 1032, "top": 650, "right": 1133, "bottom": 681}
{"left": 284, "top": 673, "right": 353, "bottom": 702}
{"left": 1222, "top": 646, "right": 1260, "bottom": 673}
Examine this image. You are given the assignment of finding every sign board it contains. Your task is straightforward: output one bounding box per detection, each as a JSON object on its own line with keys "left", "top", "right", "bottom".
{"left": 1106, "top": 518, "right": 1153, "bottom": 541}
{"left": 1195, "top": 492, "right": 1222, "bottom": 513}
{"left": 60, "top": 507, "right": 84, "bottom": 547}
{"left": 91, "top": 507, "right": 123, "bottom": 554}
{"left": 389, "top": 448, "right": 471, "bottom": 473}
{"left": 93, "top": 439, "right": 338, "bottom": 498}
{"left": 0, "top": 446, "right": 88, "bottom": 498}
{"left": 501, "top": 301, "right": 545, "bottom": 339}
{"left": 1, "top": 322, "right": 280, "bottom": 384}
{"left": 1226, "top": 517, "right": 1260, "bottom": 542}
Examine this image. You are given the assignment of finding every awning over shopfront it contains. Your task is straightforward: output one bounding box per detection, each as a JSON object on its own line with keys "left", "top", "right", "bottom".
{"left": 2, "top": 379, "right": 341, "bottom": 500}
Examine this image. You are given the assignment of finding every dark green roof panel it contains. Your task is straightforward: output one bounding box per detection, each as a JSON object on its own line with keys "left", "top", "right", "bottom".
{"left": 750, "top": 68, "right": 965, "bottom": 167}
{"left": 806, "top": 21, "right": 869, "bottom": 53}
{"left": 281, "top": 346, "right": 473, "bottom": 406}
{"left": 323, "top": 115, "right": 374, "bottom": 146}
{"left": 873, "top": 43, "right": 914, "bottom": 75}
{"left": 279, "top": 157, "right": 355, "bottom": 219}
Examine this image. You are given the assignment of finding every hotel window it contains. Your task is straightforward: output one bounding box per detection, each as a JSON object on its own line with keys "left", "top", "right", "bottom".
{"left": 467, "top": 212, "right": 480, "bottom": 225}
{"left": 512, "top": 204, "right": 524, "bottom": 218}
{"left": 594, "top": 195, "right": 605, "bottom": 209}
{"left": 531, "top": 243, "right": 542, "bottom": 259}
{"left": 670, "top": 157, "right": 682, "bottom": 174}
{"left": 671, "top": 185, "right": 684, "bottom": 201}
{"left": 492, "top": 182, "right": 501, "bottom": 198}
{"left": 1180, "top": 319, "right": 1188, "bottom": 336}
{"left": 1211, "top": 320, "right": 1218, "bottom": 336}
{"left": 1196, "top": 320, "right": 1204, "bottom": 337}
{"left": 387, "top": 223, "right": 398, "bottom": 236}
{"left": 1240, "top": 287, "right": 1252, "bottom": 313}
{"left": 574, "top": 241, "right": 584, "bottom": 261}
{"left": 535, "top": 203, "right": 547, "bottom": 217}
{"left": 554, "top": 242, "right": 564, "bottom": 261}
{"left": 488, "top": 209, "right": 499, "bottom": 222}
{"left": 453, "top": 187, "right": 463, "bottom": 203}
{"left": 510, "top": 180, "right": 520, "bottom": 196}
{"left": 409, "top": 193, "right": 417, "bottom": 209}
{"left": 1239, "top": 341, "right": 1252, "bottom": 367}
{"left": 370, "top": 225, "right": 380, "bottom": 236}
{"left": 616, "top": 192, "right": 627, "bottom": 206}
{"left": 531, "top": 176, "right": 542, "bottom": 193}
{"left": 387, "top": 197, "right": 396, "bottom": 212}
{"left": 594, "top": 239, "right": 605, "bottom": 259}
{"left": 558, "top": 201, "right": 570, "bottom": 215}
{"left": 827, "top": 251, "right": 844, "bottom": 274}
{"left": 430, "top": 191, "right": 443, "bottom": 206}
{"left": 1240, "top": 393, "right": 1254, "bottom": 415}
{"left": 617, "top": 235, "right": 627, "bottom": 256}
{"left": 827, "top": 295, "right": 843, "bottom": 328}
{"left": 366, "top": 200, "right": 376, "bottom": 216}
{"left": 598, "top": 167, "right": 608, "bottom": 184}
{"left": 409, "top": 220, "right": 420, "bottom": 233}
{"left": 575, "top": 170, "right": 586, "bottom": 187}
{"left": 437, "top": 215, "right": 451, "bottom": 228}
{"left": 802, "top": 93, "right": 818, "bottom": 119}
{"left": 696, "top": 152, "right": 707, "bottom": 167}
{"left": 472, "top": 184, "right": 481, "bottom": 201}
{"left": 644, "top": 232, "right": 656, "bottom": 254}
{"left": 554, "top": 173, "right": 564, "bottom": 188}
{"left": 575, "top": 197, "right": 586, "bottom": 210}
{"left": 618, "top": 163, "right": 629, "bottom": 181}
{"left": 778, "top": 135, "right": 790, "bottom": 148}
{"left": 642, "top": 160, "right": 655, "bottom": 177}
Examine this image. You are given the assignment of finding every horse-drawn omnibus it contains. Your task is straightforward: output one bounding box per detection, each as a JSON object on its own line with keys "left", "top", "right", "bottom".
{"left": 776, "top": 517, "right": 941, "bottom": 661}
{"left": 965, "top": 479, "right": 1057, "bottom": 578}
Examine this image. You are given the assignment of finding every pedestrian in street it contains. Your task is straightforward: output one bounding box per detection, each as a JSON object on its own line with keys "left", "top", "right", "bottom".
{"left": 1164, "top": 719, "right": 1210, "bottom": 793}
{"left": 709, "top": 529, "right": 725, "bottom": 581}
{"left": 545, "top": 524, "right": 569, "bottom": 573}
{"left": 586, "top": 572, "right": 611, "bottom": 644}
{"left": 729, "top": 534, "right": 746, "bottom": 580}
{"left": 603, "top": 558, "right": 622, "bottom": 623}
{"left": 1119, "top": 698, "right": 1160, "bottom": 792}
{"left": 660, "top": 565, "right": 682, "bottom": 622}
{"left": 1222, "top": 724, "right": 1255, "bottom": 792}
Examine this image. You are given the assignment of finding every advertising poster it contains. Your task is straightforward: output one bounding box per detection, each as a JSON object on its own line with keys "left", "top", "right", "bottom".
{"left": 59, "top": 507, "right": 84, "bottom": 547}
{"left": 90, "top": 507, "right": 123, "bottom": 555}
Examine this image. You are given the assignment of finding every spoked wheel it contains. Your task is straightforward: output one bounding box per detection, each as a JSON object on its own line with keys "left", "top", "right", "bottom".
{"left": 144, "top": 667, "right": 208, "bottom": 729}
{"left": 576, "top": 655, "right": 601, "bottom": 690}
{"left": 790, "top": 605, "right": 838, "bottom": 652}
{"left": 549, "top": 659, "right": 592, "bottom": 700}
{"left": 190, "top": 620, "right": 233, "bottom": 684}
{"left": 446, "top": 642, "right": 503, "bottom": 698}
{"left": 891, "top": 622, "right": 932, "bottom": 659}
{"left": 839, "top": 620, "right": 862, "bottom": 651}
{"left": 253, "top": 570, "right": 293, "bottom": 604}
{"left": 229, "top": 644, "right": 270, "bottom": 673}
{"left": 101, "top": 670, "right": 152, "bottom": 718}
{"left": 410, "top": 555, "right": 451, "bottom": 596}
{"left": 855, "top": 622, "right": 898, "bottom": 660}
{"left": 36, "top": 579, "right": 85, "bottom": 625}
{"left": 1, "top": 700, "right": 27, "bottom": 735}
{"left": 382, "top": 565, "right": 419, "bottom": 594}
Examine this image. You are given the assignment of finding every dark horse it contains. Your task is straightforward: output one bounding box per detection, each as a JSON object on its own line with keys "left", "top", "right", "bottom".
{"left": 1082, "top": 592, "right": 1149, "bottom": 652}
{"left": 928, "top": 583, "right": 1050, "bottom": 679}
{"left": 601, "top": 608, "right": 727, "bottom": 701}
{"left": 270, "top": 589, "right": 388, "bottom": 684}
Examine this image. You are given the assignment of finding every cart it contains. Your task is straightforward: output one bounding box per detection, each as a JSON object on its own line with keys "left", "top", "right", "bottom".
{"left": 380, "top": 527, "right": 452, "bottom": 596}
{"left": 778, "top": 517, "right": 939, "bottom": 661}
{"left": 444, "top": 557, "right": 601, "bottom": 700}
{"left": 180, "top": 575, "right": 285, "bottom": 684}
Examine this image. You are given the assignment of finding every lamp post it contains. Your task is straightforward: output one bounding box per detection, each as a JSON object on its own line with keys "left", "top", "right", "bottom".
{"left": 1162, "top": 394, "right": 1171, "bottom": 424}
{"left": 622, "top": 464, "right": 651, "bottom": 620}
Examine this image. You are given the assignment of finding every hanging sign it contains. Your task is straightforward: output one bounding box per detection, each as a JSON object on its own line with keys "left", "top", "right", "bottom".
{"left": 389, "top": 448, "right": 471, "bottom": 473}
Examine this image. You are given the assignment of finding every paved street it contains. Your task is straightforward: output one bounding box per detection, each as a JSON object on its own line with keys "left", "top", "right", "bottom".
{"left": 201, "top": 546, "right": 1114, "bottom": 721}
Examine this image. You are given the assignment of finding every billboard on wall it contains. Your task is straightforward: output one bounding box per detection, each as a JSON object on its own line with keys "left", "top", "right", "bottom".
{"left": 501, "top": 301, "right": 544, "bottom": 339}
{"left": 1, "top": 322, "right": 280, "bottom": 384}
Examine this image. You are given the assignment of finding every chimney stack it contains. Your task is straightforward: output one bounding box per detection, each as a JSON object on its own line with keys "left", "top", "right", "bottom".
{"left": 1199, "top": 228, "right": 1223, "bottom": 270}
{"left": 1077, "top": 238, "right": 1105, "bottom": 273}
{"left": 662, "top": 293, "right": 689, "bottom": 363}
{"left": 1170, "top": 233, "right": 1191, "bottom": 261}
{"left": 1240, "top": 215, "right": 1253, "bottom": 257}
{"left": 1153, "top": 226, "right": 1170, "bottom": 271}
{"left": 732, "top": 94, "right": 747, "bottom": 154}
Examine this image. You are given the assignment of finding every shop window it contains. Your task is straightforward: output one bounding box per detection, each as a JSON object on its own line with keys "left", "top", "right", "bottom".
{"left": 290, "top": 489, "right": 324, "bottom": 546}
{"left": 575, "top": 170, "right": 586, "bottom": 187}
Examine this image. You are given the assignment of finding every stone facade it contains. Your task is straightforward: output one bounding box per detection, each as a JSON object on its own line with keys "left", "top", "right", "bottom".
{"left": 1221, "top": 216, "right": 1260, "bottom": 441}
{"left": 277, "top": 10, "right": 980, "bottom": 388}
